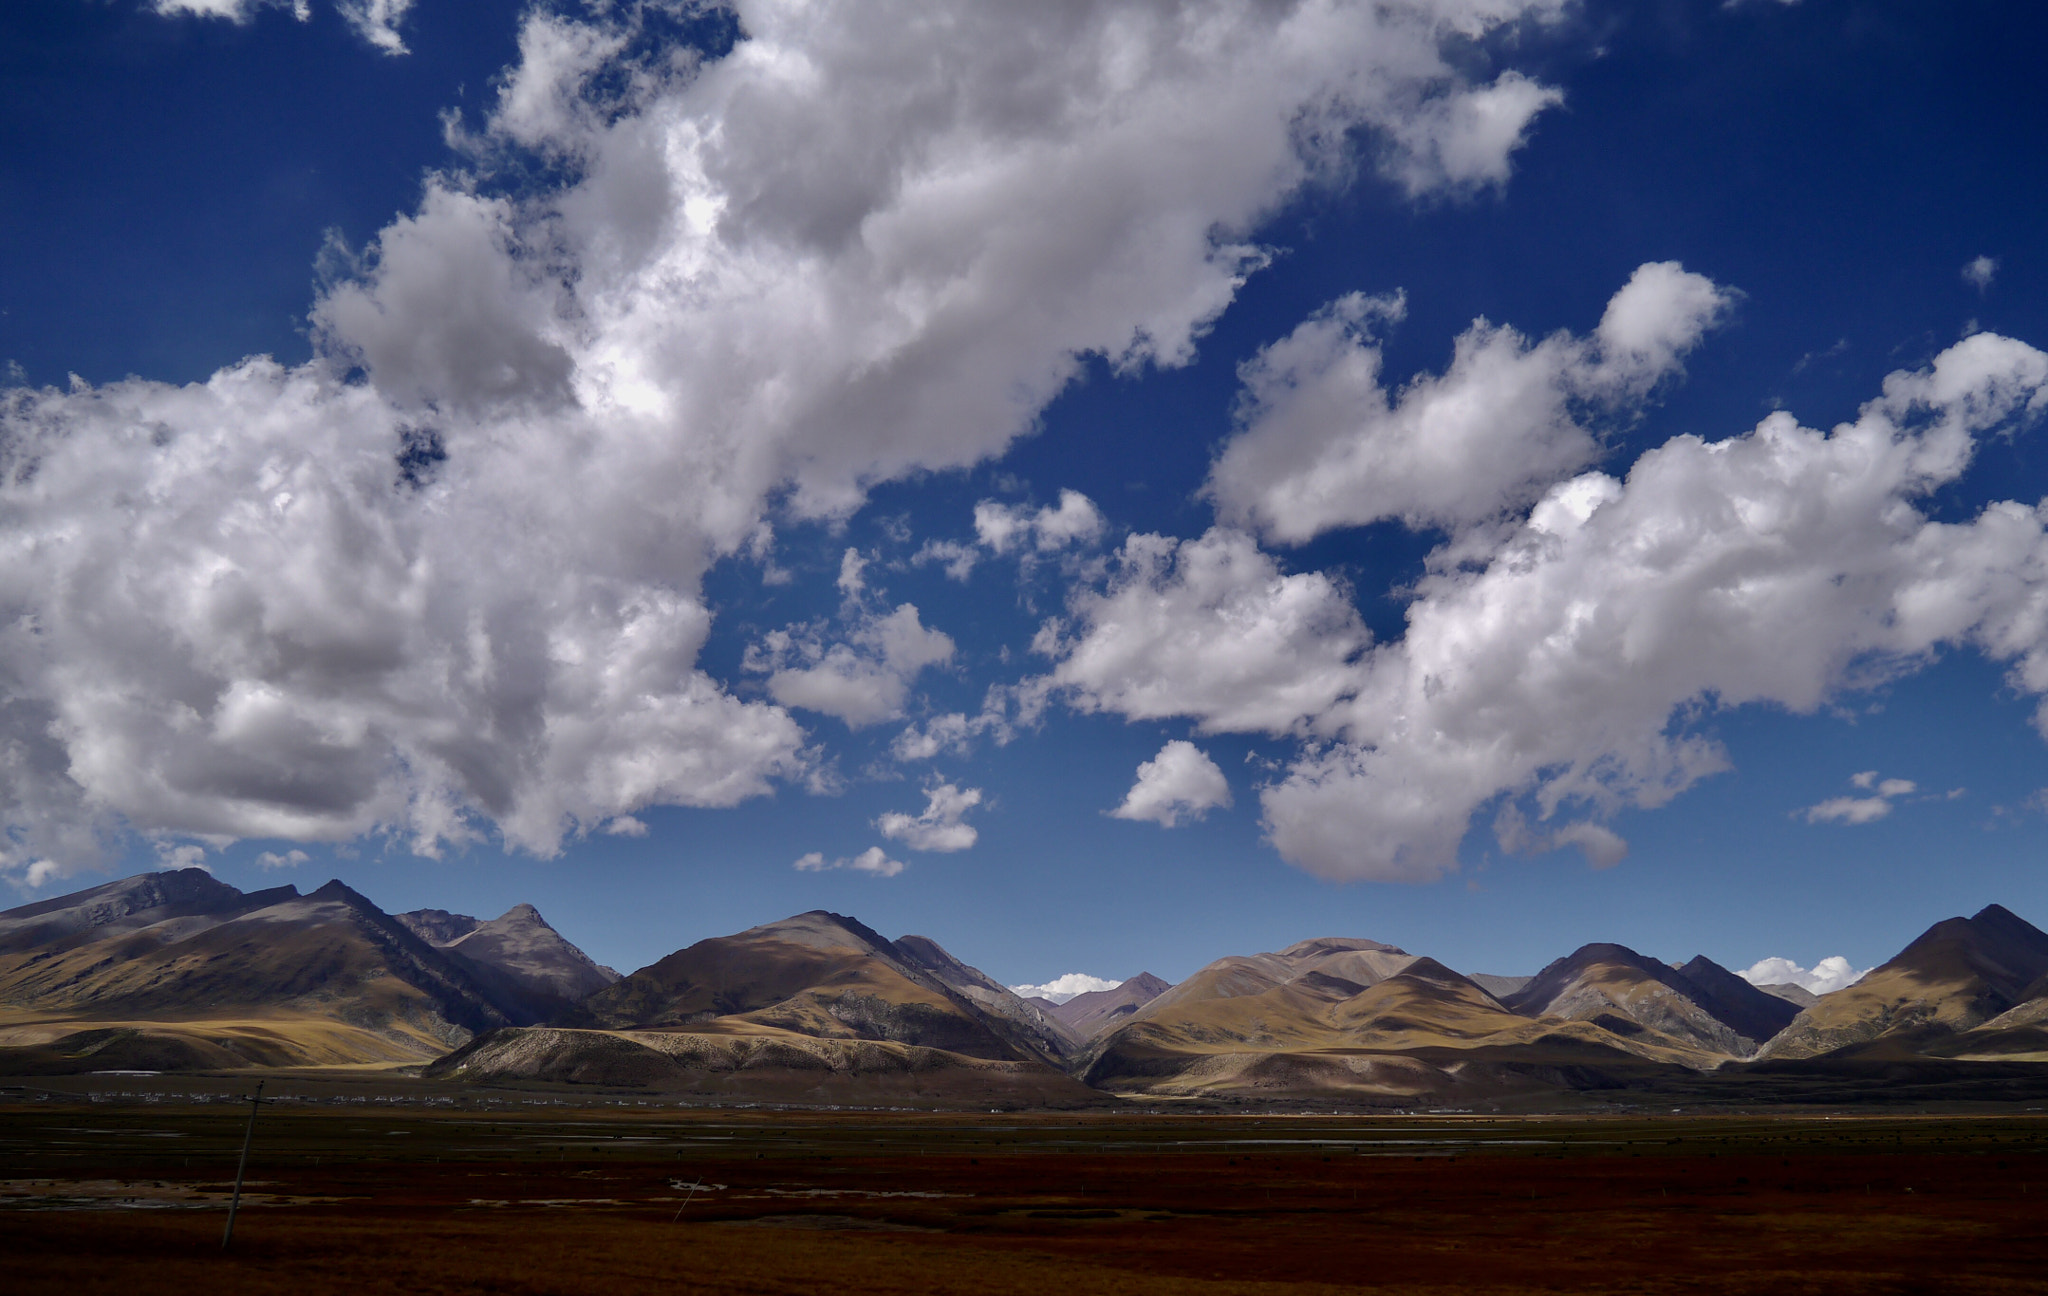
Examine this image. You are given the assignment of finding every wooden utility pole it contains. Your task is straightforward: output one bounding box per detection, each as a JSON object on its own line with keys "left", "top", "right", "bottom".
{"left": 222, "top": 1080, "right": 265, "bottom": 1249}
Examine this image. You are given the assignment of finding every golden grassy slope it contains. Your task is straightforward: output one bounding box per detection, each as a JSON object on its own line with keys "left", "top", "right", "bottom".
{"left": 1081, "top": 957, "right": 1721, "bottom": 1099}
{"left": 0, "top": 1010, "right": 447, "bottom": 1072}
{"left": 575, "top": 913, "right": 1029, "bottom": 1062}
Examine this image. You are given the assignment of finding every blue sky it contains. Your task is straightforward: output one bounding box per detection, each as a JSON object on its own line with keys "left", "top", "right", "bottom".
{"left": 4, "top": 0, "right": 2047, "bottom": 995}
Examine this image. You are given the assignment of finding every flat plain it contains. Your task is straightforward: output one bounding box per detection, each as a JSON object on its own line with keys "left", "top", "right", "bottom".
{"left": 5, "top": 1076, "right": 2046, "bottom": 1294}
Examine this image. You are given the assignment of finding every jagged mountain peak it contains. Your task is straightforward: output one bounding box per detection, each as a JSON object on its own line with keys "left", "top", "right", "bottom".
{"left": 395, "top": 908, "right": 485, "bottom": 946}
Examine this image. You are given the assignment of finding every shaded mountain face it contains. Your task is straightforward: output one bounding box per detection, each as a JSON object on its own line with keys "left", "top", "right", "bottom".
{"left": 394, "top": 908, "right": 484, "bottom": 946}
{"left": 889, "top": 933, "right": 1081, "bottom": 1058}
{"left": 401, "top": 903, "right": 620, "bottom": 1009}
{"left": 1672, "top": 956, "right": 1800, "bottom": 1045}
{"left": 571, "top": 911, "right": 1075, "bottom": 1068}
{"left": 1505, "top": 944, "right": 1792, "bottom": 1056}
{"left": 1755, "top": 983, "right": 1821, "bottom": 1010}
{"left": 1048, "top": 972, "right": 1173, "bottom": 1040}
{"left": 1939, "top": 970, "right": 2048, "bottom": 1061}
{"left": 0, "top": 868, "right": 293, "bottom": 954}
{"left": 1467, "top": 973, "right": 1530, "bottom": 1000}
{"left": 0, "top": 871, "right": 548, "bottom": 1071}
{"left": 1761, "top": 905, "right": 2048, "bottom": 1061}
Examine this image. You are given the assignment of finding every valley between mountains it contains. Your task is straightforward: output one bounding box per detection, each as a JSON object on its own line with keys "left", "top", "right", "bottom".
{"left": 7, "top": 869, "right": 2048, "bottom": 1109}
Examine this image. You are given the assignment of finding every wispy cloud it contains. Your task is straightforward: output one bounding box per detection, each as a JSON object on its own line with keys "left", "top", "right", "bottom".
{"left": 793, "top": 848, "right": 905, "bottom": 878}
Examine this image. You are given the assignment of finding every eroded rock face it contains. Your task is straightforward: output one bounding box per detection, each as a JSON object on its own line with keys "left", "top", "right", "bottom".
{"left": 394, "top": 908, "right": 484, "bottom": 947}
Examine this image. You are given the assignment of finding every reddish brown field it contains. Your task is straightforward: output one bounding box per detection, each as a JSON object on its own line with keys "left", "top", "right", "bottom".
{"left": 4, "top": 1090, "right": 2046, "bottom": 1294}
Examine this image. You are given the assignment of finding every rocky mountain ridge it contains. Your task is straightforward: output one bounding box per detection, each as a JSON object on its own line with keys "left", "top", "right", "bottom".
{"left": 6, "top": 872, "right": 2048, "bottom": 1107}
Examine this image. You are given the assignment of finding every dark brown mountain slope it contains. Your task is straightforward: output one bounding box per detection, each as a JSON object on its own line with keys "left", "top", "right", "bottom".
{"left": 890, "top": 933, "right": 1081, "bottom": 1058}
{"left": 0, "top": 872, "right": 537, "bottom": 1071}
{"left": 0, "top": 868, "right": 292, "bottom": 955}
{"left": 1672, "top": 956, "right": 1800, "bottom": 1044}
{"left": 1760, "top": 905, "right": 2048, "bottom": 1060}
{"left": 1505, "top": 944, "right": 1787, "bottom": 1056}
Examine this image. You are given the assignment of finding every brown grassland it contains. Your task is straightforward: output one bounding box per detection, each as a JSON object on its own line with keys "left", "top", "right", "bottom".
{"left": 4, "top": 1074, "right": 2047, "bottom": 1294}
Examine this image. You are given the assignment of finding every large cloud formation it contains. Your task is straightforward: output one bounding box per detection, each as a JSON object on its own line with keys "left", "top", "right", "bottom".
{"left": 3, "top": 0, "right": 1568, "bottom": 881}
{"left": 1048, "top": 282, "right": 2048, "bottom": 879}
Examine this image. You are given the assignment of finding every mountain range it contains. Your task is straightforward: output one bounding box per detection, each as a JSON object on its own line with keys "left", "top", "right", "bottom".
{"left": 5, "top": 869, "right": 2048, "bottom": 1108}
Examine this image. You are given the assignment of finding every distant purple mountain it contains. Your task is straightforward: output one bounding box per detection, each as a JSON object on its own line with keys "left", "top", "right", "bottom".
{"left": 1046, "top": 972, "right": 1173, "bottom": 1039}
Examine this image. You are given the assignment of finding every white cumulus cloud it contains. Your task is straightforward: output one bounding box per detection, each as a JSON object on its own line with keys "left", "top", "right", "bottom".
{"left": 1377, "top": 69, "right": 1563, "bottom": 197}
{"left": 0, "top": 0, "right": 1582, "bottom": 883}
{"left": 1267, "top": 333, "right": 2048, "bottom": 881}
{"left": 156, "top": 842, "right": 211, "bottom": 872}
{"left": 888, "top": 680, "right": 1050, "bottom": 764}
{"left": 1044, "top": 528, "right": 1371, "bottom": 735}
{"left": 1009, "top": 973, "right": 1123, "bottom": 1004}
{"left": 1046, "top": 331, "right": 2048, "bottom": 883}
{"left": 876, "top": 782, "right": 983, "bottom": 853}
{"left": 1209, "top": 262, "right": 1736, "bottom": 541}
{"left": 255, "top": 848, "right": 311, "bottom": 869}
{"left": 1111, "top": 740, "right": 1232, "bottom": 827}
{"left": 1963, "top": 255, "right": 1999, "bottom": 293}
{"left": 974, "top": 490, "right": 1107, "bottom": 556}
{"left": 747, "top": 604, "right": 955, "bottom": 729}
{"left": 1740, "top": 955, "right": 1869, "bottom": 996}
{"left": 910, "top": 539, "right": 980, "bottom": 582}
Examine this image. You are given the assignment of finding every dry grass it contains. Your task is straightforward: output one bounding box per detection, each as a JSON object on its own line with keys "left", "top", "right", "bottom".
{"left": 5, "top": 1101, "right": 2048, "bottom": 1293}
